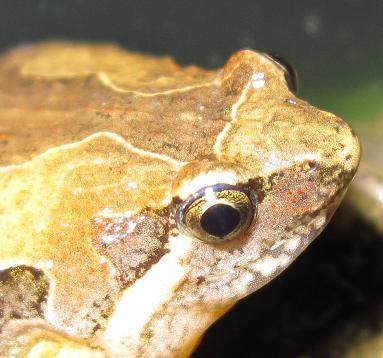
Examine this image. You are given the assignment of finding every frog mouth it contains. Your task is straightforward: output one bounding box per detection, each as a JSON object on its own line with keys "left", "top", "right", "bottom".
{"left": 195, "top": 194, "right": 341, "bottom": 301}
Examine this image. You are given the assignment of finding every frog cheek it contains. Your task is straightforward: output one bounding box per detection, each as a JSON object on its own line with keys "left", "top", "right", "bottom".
{"left": 236, "top": 163, "right": 346, "bottom": 282}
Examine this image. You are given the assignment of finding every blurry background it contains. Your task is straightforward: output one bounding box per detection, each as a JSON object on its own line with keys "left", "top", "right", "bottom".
{"left": 1, "top": 0, "right": 382, "bottom": 114}
{"left": 0, "top": 0, "right": 382, "bottom": 356}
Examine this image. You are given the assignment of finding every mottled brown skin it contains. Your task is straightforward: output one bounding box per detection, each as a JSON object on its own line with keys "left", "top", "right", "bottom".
{"left": 0, "top": 42, "right": 360, "bottom": 357}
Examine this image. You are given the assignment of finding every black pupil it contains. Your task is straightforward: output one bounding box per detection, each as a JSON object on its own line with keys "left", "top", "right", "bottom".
{"left": 200, "top": 204, "right": 241, "bottom": 238}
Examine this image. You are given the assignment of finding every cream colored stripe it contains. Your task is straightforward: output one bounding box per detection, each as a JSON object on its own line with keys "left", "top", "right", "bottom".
{"left": 98, "top": 72, "right": 220, "bottom": 97}
{"left": 213, "top": 81, "right": 252, "bottom": 157}
{"left": 102, "top": 234, "right": 191, "bottom": 354}
{"left": 104, "top": 132, "right": 186, "bottom": 167}
{"left": 0, "top": 132, "right": 185, "bottom": 172}
{"left": 97, "top": 62, "right": 245, "bottom": 97}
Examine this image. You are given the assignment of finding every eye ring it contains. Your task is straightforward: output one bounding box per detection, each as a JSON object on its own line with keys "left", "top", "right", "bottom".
{"left": 175, "top": 184, "right": 257, "bottom": 243}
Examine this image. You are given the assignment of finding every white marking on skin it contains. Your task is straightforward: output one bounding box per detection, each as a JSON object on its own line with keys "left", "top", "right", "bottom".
{"left": 251, "top": 72, "right": 266, "bottom": 89}
{"left": 263, "top": 152, "right": 320, "bottom": 175}
{"left": 96, "top": 208, "right": 115, "bottom": 217}
{"left": 36, "top": 260, "right": 54, "bottom": 270}
{"left": 270, "top": 239, "right": 286, "bottom": 251}
{"left": 235, "top": 271, "right": 254, "bottom": 291}
{"left": 97, "top": 211, "right": 138, "bottom": 244}
{"left": 286, "top": 99, "right": 297, "bottom": 105}
{"left": 285, "top": 237, "right": 301, "bottom": 252}
{"left": 102, "top": 234, "right": 191, "bottom": 351}
{"left": 213, "top": 80, "right": 253, "bottom": 157}
{"left": 98, "top": 72, "right": 220, "bottom": 97}
{"left": 101, "top": 234, "right": 119, "bottom": 244}
{"left": 99, "top": 256, "right": 108, "bottom": 264}
{"left": 126, "top": 181, "right": 138, "bottom": 190}
{"left": 0, "top": 132, "right": 185, "bottom": 172}
{"left": 252, "top": 256, "right": 279, "bottom": 276}
{"left": 127, "top": 221, "right": 137, "bottom": 234}
{"left": 264, "top": 153, "right": 282, "bottom": 171}
{"left": 314, "top": 216, "right": 326, "bottom": 229}
{"left": 71, "top": 188, "right": 82, "bottom": 195}
{"left": 199, "top": 105, "right": 205, "bottom": 111}
{"left": 293, "top": 152, "right": 319, "bottom": 162}
{"left": 96, "top": 208, "right": 134, "bottom": 219}
{"left": 104, "top": 132, "right": 185, "bottom": 167}
{"left": 35, "top": 222, "right": 45, "bottom": 233}
{"left": 251, "top": 254, "right": 291, "bottom": 276}
{"left": 204, "top": 187, "right": 218, "bottom": 204}
{"left": 97, "top": 61, "right": 243, "bottom": 99}
{"left": 59, "top": 222, "right": 72, "bottom": 228}
{"left": 177, "top": 170, "right": 239, "bottom": 200}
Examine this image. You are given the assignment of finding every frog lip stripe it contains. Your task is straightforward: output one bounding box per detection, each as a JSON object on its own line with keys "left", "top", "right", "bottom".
{"left": 101, "top": 233, "right": 192, "bottom": 354}
{"left": 92, "top": 207, "right": 171, "bottom": 289}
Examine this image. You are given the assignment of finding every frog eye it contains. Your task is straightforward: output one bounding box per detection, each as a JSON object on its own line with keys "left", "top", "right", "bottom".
{"left": 175, "top": 184, "right": 257, "bottom": 243}
{"left": 266, "top": 53, "right": 299, "bottom": 94}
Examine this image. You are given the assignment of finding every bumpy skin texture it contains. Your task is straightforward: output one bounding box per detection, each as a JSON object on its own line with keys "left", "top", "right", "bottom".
{"left": 0, "top": 42, "right": 360, "bottom": 357}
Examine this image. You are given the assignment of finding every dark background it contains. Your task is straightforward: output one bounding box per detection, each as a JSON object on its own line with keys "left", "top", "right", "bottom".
{"left": 1, "top": 1, "right": 382, "bottom": 357}
{"left": 1, "top": 0, "right": 382, "bottom": 100}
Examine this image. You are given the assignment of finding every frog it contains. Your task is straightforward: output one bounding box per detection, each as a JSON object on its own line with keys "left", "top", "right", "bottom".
{"left": 0, "top": 42, "right": 360, "bottom": 357}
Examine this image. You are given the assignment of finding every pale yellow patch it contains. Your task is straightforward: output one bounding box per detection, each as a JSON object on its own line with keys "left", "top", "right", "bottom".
{"left": 250, "top": 254, "right": 291, "bottom": 276}
{"left": 98, "top": 72, "right": 220, "bottom": 97}
{"left": 102, "top": 234, "right": 191, "bottom": 352}
{"left": 213, "top": 81, "right": 252, "bottom": 157}
{"left": 176, "top": 170, "right": 240, "bottom": 200}
{"left": 284, "top": 237, "right": 301, "bottom": 252}
{"left": 26, "top": 340, "right": 104, "bottom": 358}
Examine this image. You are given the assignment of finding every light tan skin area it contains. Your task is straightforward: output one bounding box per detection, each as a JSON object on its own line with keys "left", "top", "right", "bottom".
{"left": 0, "top": 42, "right": 360, "bottom": 357}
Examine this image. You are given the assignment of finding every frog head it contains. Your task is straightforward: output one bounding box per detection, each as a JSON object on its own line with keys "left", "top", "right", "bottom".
{"left": 0, "top": 43, "right": 360, "bottom": 357}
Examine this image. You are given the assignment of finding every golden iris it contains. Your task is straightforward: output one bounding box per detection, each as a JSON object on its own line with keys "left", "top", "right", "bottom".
{"left": 175, "top": 184, "right": 257, "bottom": 243}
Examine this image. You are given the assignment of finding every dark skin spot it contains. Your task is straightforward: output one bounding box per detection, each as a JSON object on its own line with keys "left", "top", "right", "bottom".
{"left": 0, "top": 265, "right": 49, "bottom": 331}
{"left": 92, "top": 207, "right": 171, "bottom": 288}
{"left": 243, "top": 177, "right": 267, "bottom": 203}
{"left": 196, "top": 276, "right": 206, "bottom": 285}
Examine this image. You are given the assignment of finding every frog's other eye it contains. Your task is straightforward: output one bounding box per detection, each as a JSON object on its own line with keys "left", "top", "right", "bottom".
{"left": 266, "top": 53, "right": 299, "bottom": 94}
{"left": 175, "top": 184, "right": 257, "bottom": 243}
